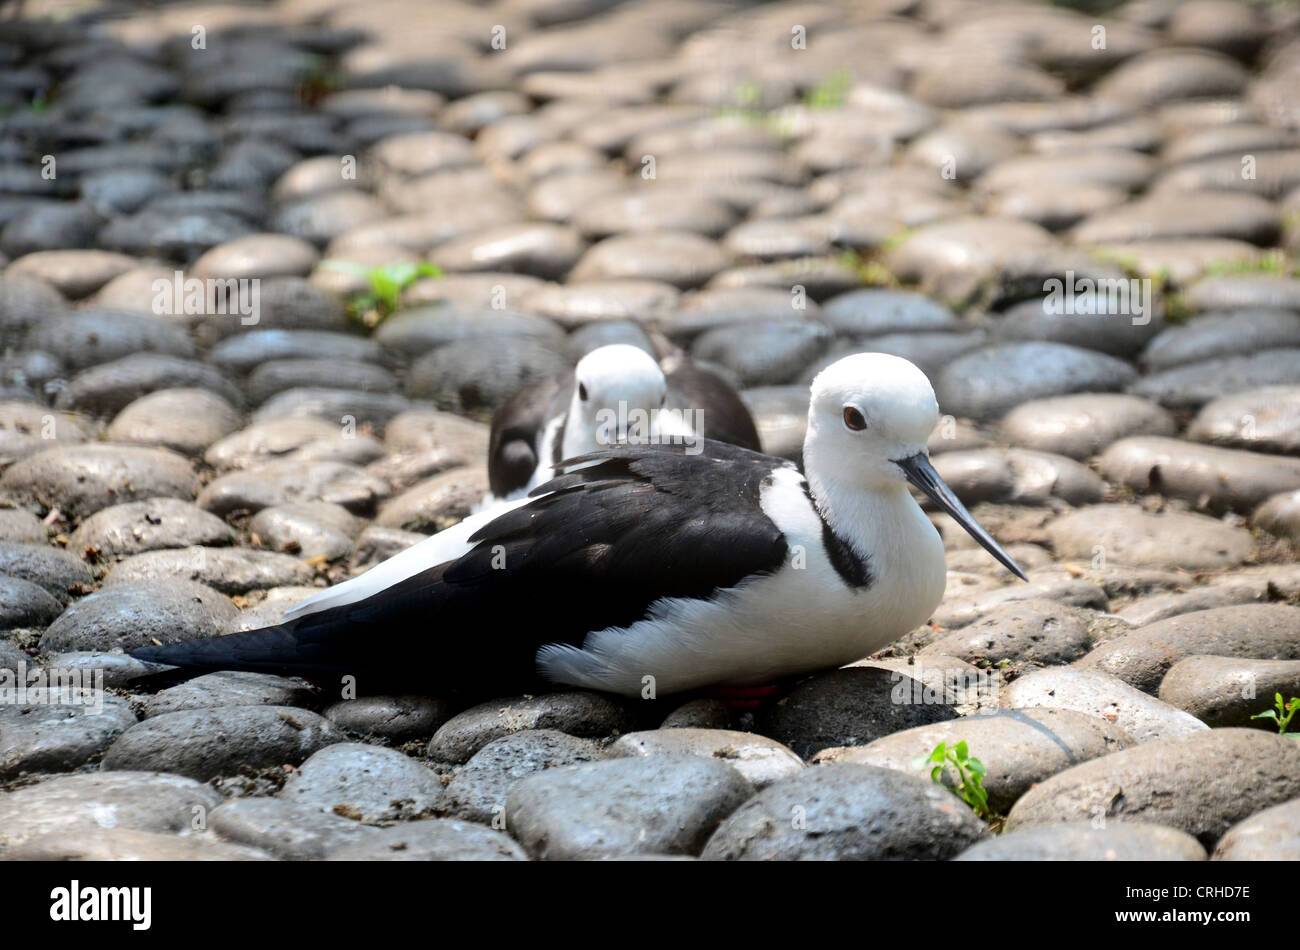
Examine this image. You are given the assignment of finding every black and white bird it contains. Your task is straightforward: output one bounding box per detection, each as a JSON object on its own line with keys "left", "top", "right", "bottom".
{"left": 484, "top": 343, "right": 761, "bottom": 502}
{"left": 132, "top": 353, "right": 1025, "bottom": 698}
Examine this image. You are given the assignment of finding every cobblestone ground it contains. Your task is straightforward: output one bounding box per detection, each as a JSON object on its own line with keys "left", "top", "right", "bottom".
{"left": 0, "top": 0, "right": 1299, "bottom": 861}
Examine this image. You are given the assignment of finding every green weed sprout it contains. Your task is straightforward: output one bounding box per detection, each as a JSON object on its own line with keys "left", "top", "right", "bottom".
{"left": 1252, "top": 693, "right": 1299, "bottom": 737}
{"left": 322, "top": 260, "right": 442, "bottom": 327}
{"left": 923, "top": 740, "right": 991, "bottom": 818}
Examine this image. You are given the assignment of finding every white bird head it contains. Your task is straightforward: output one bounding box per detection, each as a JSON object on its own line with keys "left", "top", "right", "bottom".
{"left": 564, "top": 344, "right": 668, "bottom": 457}
{"left": 806, "top": 352, "right": 1026, "bottom": 580}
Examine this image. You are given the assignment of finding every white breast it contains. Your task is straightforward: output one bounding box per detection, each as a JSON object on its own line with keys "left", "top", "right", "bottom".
{"left": 535, "top": 467, "right": 948, "bottom": 695}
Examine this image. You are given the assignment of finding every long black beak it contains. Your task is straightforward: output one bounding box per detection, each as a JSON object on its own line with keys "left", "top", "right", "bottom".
{"left": 895, "top": 452, "right": 1028, "bottom": 581}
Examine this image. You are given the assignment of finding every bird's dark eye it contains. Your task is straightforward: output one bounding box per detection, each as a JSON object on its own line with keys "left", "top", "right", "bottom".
{"left": 578, "top": 383, "right": 588, "bottom": 401}
{"left": 843, "top": 406, "right": 867, "bottom": 431}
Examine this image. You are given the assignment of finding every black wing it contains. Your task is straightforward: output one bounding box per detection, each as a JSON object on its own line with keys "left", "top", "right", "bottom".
{"left": 665, "top": 361, "right": 763, "bottom": 452}
{"left": 132, "top": 440, "right": 794, "bottom": 697}
{"left": 486, "top": 372, "right": 570, "bottom": 497}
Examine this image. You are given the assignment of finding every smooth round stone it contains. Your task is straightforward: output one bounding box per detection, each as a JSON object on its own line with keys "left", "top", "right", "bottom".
{"left": 998, "top": 394, "right": 1175, "bottom": 460}
{"left": 703, "top": 762, "right": 986, "bottom": 861}
{"left": 1048, "top": 504, "right": 1253, "bottom": 572}
{"left": 982, "top": 182, "right": 1129, "bottom": 231}
{"left": 1167, "top": 0, "right": 1268, "bottom": 57}
{"left": 206, "top": 418, "right": 386, "bottom": 471}
{"left": 281, "top": 742, "right": 443, "bottom": 821}
{"left": 105, "top": 387, "right": 243, "bottom": 456}
{"left": 1182, "top": 274, "right": 1300, "bottom": 313}
{"left": 977, "top": 150, "right": 1156, "bottom": 196}
{"left": 1078, "top": 604, "right": 1300, "bottom": 694}
{"left": 251, "top": 388, "right": 416, "bottom": 431}
{"left": 199, "top": 459, "right": 389, "bottom": 517}
{"left": 246, "top": 359, "right": 396, "bottom": 405}
{"left": 376, "top": 465, "right": 487, "bottom": 532}
{"left": 905, "top": 118, "right": 1022, "bottom": 182}
{"left": 1213, "top": 797, "right": 1300, "bottom": 861}
{"left": 442, "top": 729, "right": 603, "bottom": 823}
{"left": 659, "top": 698, "right": 732, "bottom": 730}
{"left": 1074, "top": 192, "right": 1280, "bottom": 246}
{"left": 142, "top": 671, "right": 316, "bottom": 719}
{"left": 408, "top": 338, "right": 569, "bottom": 411}
{"left": 0, "top": 443, "right": 198, "bottom": 520}
{"left": 706, "top": 257, "right": 864, "bottom": 301}
{"left": 1189, "top": 386, "right": 1300, "bottom": 455}
{"left": 40, "top": 579, "right": 236, "bottom": 653}
{"left": 6, "top": 250, "right": 137, "bottom": 299}
{"left": 889, "top": 216, "right": 1059, "bottom": 303}
{"left": 662, "top": 286, "right": 812, "bottom": 338}
{"left": 1001, "top": 667, "right": 1206, "bottom": 744}
{"left": 822, "top": 708, "right": 1132, "bottom": 815}
{"left": 936, "top": 342, "right": 1137, "bottom": 421}
{"left": 0, "top": 687, "right": 137, "bottom": 779}
{"left": 570, "top": 230, "right": 729, "bottom": 290}
{"left": 819, "top": 288, "right": 959, "bottom": 337}
{"left": 1007, "top": 728, "right": 1300, "bottom": 847}
{"left": 369, "top": 130, "right": 477, "bottom": 177}
{"left": 0, "top": 574, "right": 62, "bottom": 628}
{"left": 80, "top": 167, "right": 177, "bottom": 216}
{"left": 96, "top": 209, "right": 254, "bottom": 261}
{"left": 1255, "top": 489, "right": 1300, "bottom": 542}
{"left": 1142, "top": 309, "right": 1300, "bottom": 372}
{"left": 991, "top": 295, "right": 1164, "bottom": 358}
{"left": 0, "top": 202, "right": 102, "bottom": 258}
{"left": 910, "top": 57, "right": 1062, "bottom": 108}
{"left": 324, "top": 695, "right": 447, "bottom": 741}
{"left": 609, "top": 729, "right": 804, "bottom": 790}
{"left": 1118, "top": 585, "right": 1264, "bottom": 627}
{"left": 0, "top": 542, "right": 93, "bottom": 602}
{"left": 250, "top": 501, "right": 362, "bottom": 562}
{"left": 401, "top": 272, "right": 548, "bottom": 312}
{"left": 5, "top": 827, "right": 269, "bottom": 861}
{"left": 722, "top": 216, "right": 832, "bottom": 260}
{"left": 269, "top": 191, "right": 388, "bottom": 246}
{"left": 1152, "top": 149, "right": 1300, "bottom": 199}
{"left": 0, "top": 274, "right": 68, "bottom": 349}
{"left": 526, "top": 168, "right": 626, "bottom": 223}
{"left": 231, "top": 276, "right": 350, "bottom": 336}
{"left": 690, "top": 320, "right": 829, "bottom": 387}
{"left": 1094, "top": 48, "right": 1248, "bottom": 107}
{"left": 1133, "top": 350, "right": 1300, "bottom": 410}
{"left": 272, "top": 156, "right": 371, "bottom": 203}
{"left": 190, "top": 233, "right": 319, "bottom": 282}
{"left": 57, "top": 356, "right": 242, "bottom": 419}
{"left": 1098, "top": 436, "right": 1300, "bottom": 513}
{"left": 430, "top": 223, "right": 586, "bottom": 280}
{"left": 1159, "top": 656, "right": 1300, "bottom": 729}
{"left": 929, "top": 448, "right": 1104, "bottom": 506}
{"left": 351, "top": 525, "right": 427, "bottom": 570}
{"left": 383, "top": 408, "right": 488, "bottom": 460}
{"left": 67, "top": 498, "right": 234, "bottom": 559}
{"left": 506, "top": 755, "right": 753, "bottom": 860}
{"left": 922, "top": 599, "right": 1093, "bottom": 666}
{"left": 209, "top": 329, "right": 382, "bottom": 373}
{"left": 103, "top": 706, "right": 344, "bottom": 781}
{"left": 0, "top": 772, "right": 223, "bottom": 856}
{"left": 104, "top": 546, "right": 315, "bottom": 595}
{"left": 956, "top": 822, "right": 1206, "bottom": 861}
{"left": 572, "top": 188, "right": 738, "bottom": 239}
{"left": 374, "top": 304, "right": 563, "bottom": 356}
{"left": 0, "top": 402, "right": 94, "bottom": 465}
{"left": 25, "top": 309, "right": 194, "bottom": 370}
{"left": 208, "top": 797, "right": 376, "bottom": 860}
{"left": 428, "top": 691, "right": 634, "bottom": 764}
{"left": 325, "top": 819, "right": 527, "bottom": 861}
{"left": 931, "top": 576, "right": 1109, "bottom": 629}
{"left": 757, "top": 667, "right": 958, "bottom": 761}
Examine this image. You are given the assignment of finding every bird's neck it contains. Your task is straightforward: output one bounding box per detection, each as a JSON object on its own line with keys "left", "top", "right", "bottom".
{"left": 807, "top": 469, "right": 913, "bottom": 556}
